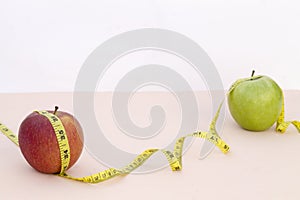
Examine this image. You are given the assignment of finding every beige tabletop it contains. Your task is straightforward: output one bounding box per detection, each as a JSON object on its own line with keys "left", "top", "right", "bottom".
{"left": 1, "top": 90, "right": 300, "bottom": 200}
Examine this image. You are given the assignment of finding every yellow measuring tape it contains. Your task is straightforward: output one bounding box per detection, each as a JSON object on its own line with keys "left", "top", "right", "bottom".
{"left": 276, "top": 98, "right": 300, "bottom": 133}
{"left": 0, "top": 103, "right": 229, "bottom": 183}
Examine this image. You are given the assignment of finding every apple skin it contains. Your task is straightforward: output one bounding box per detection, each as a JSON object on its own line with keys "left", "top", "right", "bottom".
{"left": 18, "top": 110, "right": 84, "bottom": 174}
{"left": 228, "top": 75, "right": 283, "bottom": 131}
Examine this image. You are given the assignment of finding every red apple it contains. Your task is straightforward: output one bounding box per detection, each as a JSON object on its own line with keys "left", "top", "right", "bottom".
{"left": 18, "top": 107, "right": 84, "bottom": 174}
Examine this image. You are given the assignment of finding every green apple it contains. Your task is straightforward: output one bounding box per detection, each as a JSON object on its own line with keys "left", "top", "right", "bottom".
{"left": 228, "top": 71, "right": 283, "bottom": 131}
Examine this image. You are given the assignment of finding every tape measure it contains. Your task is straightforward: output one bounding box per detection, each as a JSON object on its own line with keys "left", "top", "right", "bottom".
{"left": 36, "top": 110, "right": 71, "bottom": 174}
{"left": 276, "top": 99, "right": 300, "bottom": 133}
{"left": 0, "top": 102, "right": 229, "bottom": 183}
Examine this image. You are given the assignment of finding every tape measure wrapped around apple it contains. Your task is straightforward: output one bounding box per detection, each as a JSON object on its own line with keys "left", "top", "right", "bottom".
{"left": 227, "top": 70, "right": 300, "bottom": 132}
{"left": 18, "top": 106, "right": 84, "bottom": 174}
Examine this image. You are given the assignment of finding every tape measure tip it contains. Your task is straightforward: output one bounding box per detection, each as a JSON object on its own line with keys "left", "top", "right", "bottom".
{"left": 221, "top": 147, "right": 230, "bottom": 154}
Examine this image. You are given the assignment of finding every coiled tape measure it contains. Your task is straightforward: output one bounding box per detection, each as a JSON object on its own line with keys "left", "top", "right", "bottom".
{"left": 1, "top": 88, "right": 299, "bottom": 183}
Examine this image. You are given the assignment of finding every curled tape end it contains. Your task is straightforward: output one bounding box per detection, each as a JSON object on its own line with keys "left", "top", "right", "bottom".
{"left": 220, "top": 147, "right": 230, "bottom": 154}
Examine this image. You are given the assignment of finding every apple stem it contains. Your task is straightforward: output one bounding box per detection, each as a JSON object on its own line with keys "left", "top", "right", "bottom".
{"left": 54, "top": 106, "right": 59, "bottom": 115}
{"left": 251, "top": 70, "right": 255, "bottom": 80}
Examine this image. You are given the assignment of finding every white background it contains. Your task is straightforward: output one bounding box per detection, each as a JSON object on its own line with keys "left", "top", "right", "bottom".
{"left": 1, "top": 0, "right": 300, "bottom": 92}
